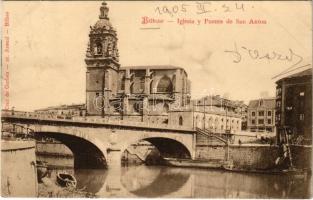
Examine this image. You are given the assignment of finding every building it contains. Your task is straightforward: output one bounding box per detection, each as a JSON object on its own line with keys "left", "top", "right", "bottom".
{"left": 168, "top": 95, "right": 245, "bottom": 133}
{"left": 34, "top": 2, "right": 247, "bottom": 131}
{"left": 275, "top": 68, "right": 312, "bottom": 145}
{"left": 247, "top": 98, "right": 276, "bottom": 132}
{"left": 35, "top": 104, "right": 86, "bottom": 118}
{"left": 233, "top": 100, "right": 248, "bottom": 130}
{"left": 85, "top": 2, "right": 191, "bottom": 124}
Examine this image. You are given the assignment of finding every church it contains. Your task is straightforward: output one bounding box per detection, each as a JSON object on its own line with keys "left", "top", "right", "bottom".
{"left": 85, "top": 2, "right": 191, "bottom": 124}
{"left": 35, "top": 2, "right": 245, "bottom": 131}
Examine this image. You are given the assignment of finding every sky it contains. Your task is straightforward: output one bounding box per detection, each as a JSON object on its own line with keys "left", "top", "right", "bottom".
{"left": 2, "top": 1, "right": 312, "bottom": 111}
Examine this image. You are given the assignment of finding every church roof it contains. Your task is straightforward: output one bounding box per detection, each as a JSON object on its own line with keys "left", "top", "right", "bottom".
{"left": 94, "top": 19, "right": 113, "bottom": 30}
{"left": 120, "top": 65, "right": 186, "bottom": 71}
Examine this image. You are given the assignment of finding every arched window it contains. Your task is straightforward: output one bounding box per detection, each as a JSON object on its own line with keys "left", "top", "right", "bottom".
{"left": 163, "top": 103, "right": 169, "bottom": 113}
{"left": 139, "top": 77, "right": 145, "bottom": 93}
{"left": 112, "top": 101, "right": 121, "bottom": 113}
{"left": 96, "top": 42, "right": 102, "bottom": 54}
{"left": 133, "top": 102, "right": 142, "bottom": 113}
{"left": 182, "top": 77, "right": 186, "bottom": 93}
{"left": 130, "top": 82, "right": 134, "bottom": 94}
{"left": 150, "top": 80, "right": 155, "bottom": 93}
{"left": 120, "top": 75, "right": 125, "bottom": 90}
{"left": 179, "top": 116, "right": 183, "bottom": 126}
{"left": 157, "top": 76, "right": 173, "bottom": 93}
{"left": 172, "top": 75, "right": 176, "bottom": 92}
{"left": 209, "top": 117, "right": 213, "bottom": 129}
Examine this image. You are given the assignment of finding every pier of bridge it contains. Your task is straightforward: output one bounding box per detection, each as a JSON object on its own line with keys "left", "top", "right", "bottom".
{"left": 1, "top": 110, "right": 196, "bottom": 169}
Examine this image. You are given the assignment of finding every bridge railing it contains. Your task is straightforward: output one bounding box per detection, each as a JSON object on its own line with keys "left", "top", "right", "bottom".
{"left": 1, "top": 110, "right": 194, "bottom": 131}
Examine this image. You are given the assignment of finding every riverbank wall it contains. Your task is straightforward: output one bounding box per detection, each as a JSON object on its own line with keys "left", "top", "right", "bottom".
{"left": 196, "top": 144, "right": 312, "bottom": 170}
{"left": 1, "top": 140, "right": 38, "bottom": 197}
{"left": 290, "top": 145, "right": 312, "bottom": 170}
{"left": 195, "top": 134, "right": 312, "bottom": 170}
{"left": 36, "top": 141, "right": 73, "bottom": 157}
{"left": 36, "top": 141, "right": 73, "bottom": 168}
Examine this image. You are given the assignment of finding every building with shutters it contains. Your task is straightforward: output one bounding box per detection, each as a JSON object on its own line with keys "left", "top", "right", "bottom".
{"left": 275, "top": 68, "right": 312, "bottom": 145}
{"left": 247, "top": 98, "right": 276, "bottom": 132}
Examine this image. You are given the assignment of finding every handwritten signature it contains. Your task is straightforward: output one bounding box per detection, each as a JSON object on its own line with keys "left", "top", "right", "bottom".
{"left": 224, "top": 43, "right": 304, "bottom": 70}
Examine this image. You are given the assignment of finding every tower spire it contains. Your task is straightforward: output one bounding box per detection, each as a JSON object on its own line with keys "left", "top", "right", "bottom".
{"left": 99, "top": 1, "right": 109, "bottom": 19}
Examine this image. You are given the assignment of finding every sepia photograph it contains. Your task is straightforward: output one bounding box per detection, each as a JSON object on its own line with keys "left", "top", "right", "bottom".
{"left": 1, "top": 0, "right": 312, "bottom": 198}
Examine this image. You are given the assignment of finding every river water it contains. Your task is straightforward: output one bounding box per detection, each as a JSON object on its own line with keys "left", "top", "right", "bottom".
{"left": 46, "top": 159, "right": 311, "bottom": 198}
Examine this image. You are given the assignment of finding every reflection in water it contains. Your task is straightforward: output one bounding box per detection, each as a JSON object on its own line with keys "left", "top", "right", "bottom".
{"left": 187, "top": 169, "right": 311, "bottom": 198}
{"left": 121, "top": 165, "right": 160, "bottom": 192}
{"left": 74, "top": 169, "right": 107, "bottom": 193}
{"left": 47, "top": 157, "right": 311, "bottom": 198}
{"left": 121, "top": 166, "right": 190, "bottom": 198}
{"left": 47, "top": 168, "right": 107, "bottom": 194}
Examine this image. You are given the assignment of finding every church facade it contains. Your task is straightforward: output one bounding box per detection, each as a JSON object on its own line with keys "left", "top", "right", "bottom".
{"left": 85, "top": 2, "right": 191, "bottom": 124}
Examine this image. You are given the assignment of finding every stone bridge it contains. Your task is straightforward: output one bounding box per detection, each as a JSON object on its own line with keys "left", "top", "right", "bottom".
{"left": 1, "top": 110, "right": 196, "bottom": 169}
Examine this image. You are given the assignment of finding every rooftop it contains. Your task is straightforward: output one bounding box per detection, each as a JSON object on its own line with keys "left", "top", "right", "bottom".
{"left": 248, "top": 98, "right": 276, "bottom": 109}
{"left": 276, "top": 68, "right": 312, "bottom": 83}
{"left": 120, "top": 65, "right": 186, "bottom": 71}
{"left": 35, "top": 104, "right": 85, "bottom": 111}
{"left": 193, "top": 95, "right": 247, "bottom": 108}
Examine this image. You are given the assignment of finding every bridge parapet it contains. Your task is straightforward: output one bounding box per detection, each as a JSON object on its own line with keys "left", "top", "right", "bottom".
{"left": 2, "top": 110, "right": 194, "bottom": 132}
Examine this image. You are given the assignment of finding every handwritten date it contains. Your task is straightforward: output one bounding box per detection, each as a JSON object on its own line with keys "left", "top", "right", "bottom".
{"left": 154, "top": 2, "right": 247, "bottom": 17}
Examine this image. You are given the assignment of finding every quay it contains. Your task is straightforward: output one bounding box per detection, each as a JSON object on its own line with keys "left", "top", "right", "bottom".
{"left": 1, "top": 140, "right": 38, "bottom": 197}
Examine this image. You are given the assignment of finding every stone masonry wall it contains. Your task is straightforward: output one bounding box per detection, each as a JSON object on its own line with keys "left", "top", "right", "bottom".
{"left": 1, "top": 141, "right": 38, "bottom": 197}
{"left": 195, "top": 134, "right": 227, "bottom": 160}
{"left": 196, "top": 142, "right": 312, "bottom": 170}
{"left": 229, "top": 145, "right": 279, "bottom": 170}
{"left": 290, "top": 145, "right": 312, "bottom": 170}
{"left": 36, "top": 141, "right": 72, "bottom": 156}
{"left": 196, "top": 146, "right": 226, "bottom": 160}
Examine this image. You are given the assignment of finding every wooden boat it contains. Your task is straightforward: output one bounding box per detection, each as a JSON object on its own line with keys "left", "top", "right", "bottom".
{"left": 36, "top": 161, "right": 48, "bottom": 182}
{"left": 223, "top": 165, "right": 309, "bottom": 178}
{"left": 56, "top": 172, "right": 77, "bottom": 188}
{"left": 164, "top": 158, "right": 224, "bottom": 169}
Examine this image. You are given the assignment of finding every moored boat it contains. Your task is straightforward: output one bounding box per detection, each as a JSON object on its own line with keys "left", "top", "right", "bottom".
{"left": 223, "top": 165, "right": 309, "bottom": 178}
{"left": 164, "top": 158, "right": 224, "bottom": 169}
{"left": 56, "top": 172, "right": 77, "bottom": 188}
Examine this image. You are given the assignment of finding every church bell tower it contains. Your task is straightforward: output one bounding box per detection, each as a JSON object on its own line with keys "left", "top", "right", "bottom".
{"left": 85, "top": 1, "right": 120, "bottom": 116}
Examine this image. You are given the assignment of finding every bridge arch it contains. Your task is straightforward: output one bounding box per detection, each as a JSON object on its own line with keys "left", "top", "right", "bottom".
{"left": 121, "top": 136, "right": 192, "bottom": 161}
{"left": 35, "top": 132, "right": 107, "bottom": 169}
